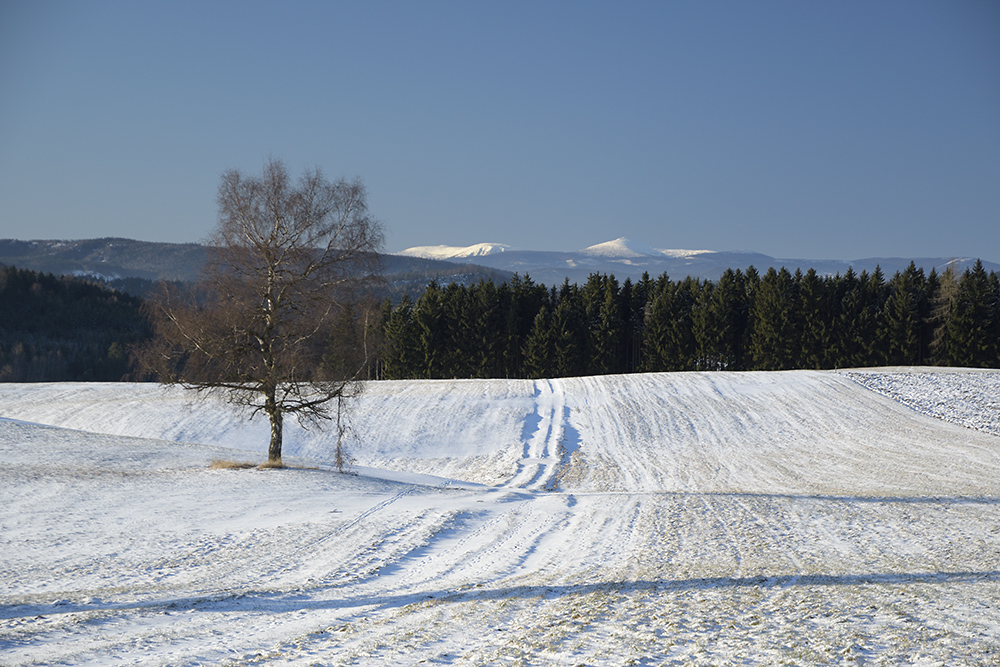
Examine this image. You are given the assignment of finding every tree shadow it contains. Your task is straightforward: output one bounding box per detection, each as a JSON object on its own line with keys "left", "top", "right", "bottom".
{"left": 5, "top": 570, "right": 999, "bottom": 623}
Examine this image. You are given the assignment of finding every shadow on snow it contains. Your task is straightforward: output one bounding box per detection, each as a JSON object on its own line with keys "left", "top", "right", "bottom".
{"left": 5, "top": 570, "right": 1000, "bottom": 625}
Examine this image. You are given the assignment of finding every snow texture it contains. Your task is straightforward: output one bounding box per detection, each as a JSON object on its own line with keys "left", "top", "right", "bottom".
{"left": 1, "top": 369, "right": 999, "bottom": 665}
{"left": 846, "top": 368, "right": 1000, "bottom": 438}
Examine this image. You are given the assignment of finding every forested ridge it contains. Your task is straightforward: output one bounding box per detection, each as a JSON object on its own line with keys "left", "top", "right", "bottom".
{"left": 378, "top": 260, "right": 1000, "bottom": 379}
{"left": 0, "top": 266, "right": 149, "bottom": 381}
{"left": 2, "top": 260, "right": 998, "bottom": 382}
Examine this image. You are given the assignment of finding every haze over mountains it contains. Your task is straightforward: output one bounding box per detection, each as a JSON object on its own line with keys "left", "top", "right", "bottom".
{"left": 1, "top": 237, "right": 995, "bottom": 293}
{"left": 0, "top": 238, "right": 511, "bottom": 297}
{"left": 398, "top": 237, "right": 998, "bottom": 285}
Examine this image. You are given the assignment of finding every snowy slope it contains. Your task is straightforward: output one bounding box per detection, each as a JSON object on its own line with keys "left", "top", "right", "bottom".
{"left": 2, "top": 370, "right": 1000, "bottom": 665}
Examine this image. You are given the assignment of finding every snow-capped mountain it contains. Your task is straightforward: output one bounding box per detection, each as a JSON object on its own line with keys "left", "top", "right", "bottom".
{"left": 396, "top": 243, "right": 513, "bottom": 261}
{"left": 397, "top": 237, "right": 998, "bottom": 285}
{"left": 579, "top": 238, "right": 665, "bottom": 258}
{"left": 578, "top": 237, "right": 713, "bottom": 259}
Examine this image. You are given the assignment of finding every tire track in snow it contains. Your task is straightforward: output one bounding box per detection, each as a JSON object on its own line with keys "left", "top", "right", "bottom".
{"left": 8, "top": 372, "right": 1000, "bottom": 666}
{"left": 506, "top": 379, "right": 570, "bottom": 491}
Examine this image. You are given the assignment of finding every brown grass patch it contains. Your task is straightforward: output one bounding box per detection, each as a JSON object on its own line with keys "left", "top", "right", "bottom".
{"left": 208, "top": 459, "right": 320, "bottom": 471}
{"left": 209, "top": 459, "right": 258, "bottom": 470}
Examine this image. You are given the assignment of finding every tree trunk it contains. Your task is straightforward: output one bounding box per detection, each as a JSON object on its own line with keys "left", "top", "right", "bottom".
{"left": 265, "top": 391, "right": 283, "bottom": 464}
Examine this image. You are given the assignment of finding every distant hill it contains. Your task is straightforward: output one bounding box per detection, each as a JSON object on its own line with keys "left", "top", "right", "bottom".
{"left": 0, "top": 238, "right": 209, "bottom": 282}
{"left": 398, "top": 237, "right": 1000, "bottom": 284}
{"left": 4, "top": 237, "right": 995, "bottom": 297}
{"left": 0, "top": 238, "right": 513, "bottom": 298}
{"left": 0, "top": 264, "right": 148, "bottom": 381}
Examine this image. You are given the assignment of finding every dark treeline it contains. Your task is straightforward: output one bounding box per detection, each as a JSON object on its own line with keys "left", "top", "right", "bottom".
{"left": 377, "top": 261, "right": 1000, "bottom": 379}
{"left": 0, "top": 265, "right": 150, "bottom": 381}
{"left": 2, "top": 260, "right": 998, "bottom": 383}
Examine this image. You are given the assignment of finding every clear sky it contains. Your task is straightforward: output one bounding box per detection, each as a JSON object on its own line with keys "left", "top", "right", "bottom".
{"left": 1, "top": 0, "right": 998, "bottom": 260}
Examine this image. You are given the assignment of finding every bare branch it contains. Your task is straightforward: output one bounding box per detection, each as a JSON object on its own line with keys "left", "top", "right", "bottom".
{"left": 136, "top": 158, "right": 384, "bottom": 463}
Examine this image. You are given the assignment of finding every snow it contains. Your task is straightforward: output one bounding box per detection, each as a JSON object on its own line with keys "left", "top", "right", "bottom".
{"left": 656, "top": 247, "right": 715, "bottom": 258}
{"left": 580, "top": 237, "right": 662, "bottom": 258}
{"left": 397, "top": 238, "right": 718, "bottom": 262}
{"left": 580, "top": 238, "right": 715, "bottom": 260}
{"left": 2, "top": 369, "right": 1000, "bottom": 665}
{"left": 395, "top": 243, "right": 512, "bottom": 260}
{"left": 845, "top": 368, "right": 1000, "bottom": 438}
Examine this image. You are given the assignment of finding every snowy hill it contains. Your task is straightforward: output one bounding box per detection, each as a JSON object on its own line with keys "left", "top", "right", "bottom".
{"left": 2, "top": 369, "right": 1000, "bottom": 664}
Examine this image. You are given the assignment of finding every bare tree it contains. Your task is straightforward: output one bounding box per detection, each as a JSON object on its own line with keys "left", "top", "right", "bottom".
{"left": 139, "top": 159, "right": 384, "bottom": 466}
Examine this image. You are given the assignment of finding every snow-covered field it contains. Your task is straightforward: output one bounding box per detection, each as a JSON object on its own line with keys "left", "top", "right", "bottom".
{"left": 1, "top": 369, "right": 999, "bottom": 666}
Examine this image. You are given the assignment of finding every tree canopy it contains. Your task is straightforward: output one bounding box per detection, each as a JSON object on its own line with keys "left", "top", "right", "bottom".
{"left": 138, "top": 159, "right": 384, "bottom": 464}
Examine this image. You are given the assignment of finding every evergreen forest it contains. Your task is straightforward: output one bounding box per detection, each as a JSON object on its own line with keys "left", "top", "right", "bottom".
{"left": 0, "top": 266, "right": 150, "bottom": 381}
{"left": 2, "top": 260, "right": 998, "bottom": 383}
{"left": 377, "top": 261, "right": 1000, "bottom": 379}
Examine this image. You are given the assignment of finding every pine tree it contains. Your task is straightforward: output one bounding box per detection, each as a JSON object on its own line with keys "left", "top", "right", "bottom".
{"left": 929, "top": 266, "right": 959, "bottom": 365}
{"left": 946, "top": 260, "right": 997, "bottom": 367}
{"left": 471, "top": 280, "right": 504, "bottom": 378}
{"left": 884, "top": 262, "right": 928, "bottom": 366}
{"left": 749, "top": 267, "right": 798, "bottom": 370}
{"left": 642, "top": 276, "right": 698, "bottom": 371}
{"left": 640, "top": 276, "right": 672, "bottom": 372}
{"left": 501, "top": 275, "right": 548, "bottom": 378}
{"left": 551, "top": 285, "right": 588, "bottom": 377}
{"left": 382, "top": 295, "right": 422, "bottom": 379}
{"left": 523, "top": 305, "right": 555, "bottom": 379}
{"left": 693, "top": 275, "right": 747, "bottom": 371}
{"left": 859, "top": 267, "right": 889, "bottom": 366}
{"left": 798, "top": 268, "right": 828, "bottom": 369}
{"left": 628, "top": 272, "right": 654, "bottom": 372}
{"left": 440, "top": 282, "right": 474, "bottom": 378}
{"left": 592, "top": 276, "right": 624, "bottom": 374}
{"left": 414, "top": 281, "right": 444, "bottom": 378}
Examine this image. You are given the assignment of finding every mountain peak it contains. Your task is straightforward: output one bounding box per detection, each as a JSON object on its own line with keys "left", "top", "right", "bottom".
{"left": 580, "top": 237, "right": 661, "bottom": 258}
{"left": 397, "top": 243, "right": 512, "bottom": 260}
{"left": 580, "top": 237, "right": 714, "bottom": 259}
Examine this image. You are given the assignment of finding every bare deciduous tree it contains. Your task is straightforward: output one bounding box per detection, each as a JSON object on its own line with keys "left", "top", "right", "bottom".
{"left": 138, "top": 159, "right": 384, "bottom": 466}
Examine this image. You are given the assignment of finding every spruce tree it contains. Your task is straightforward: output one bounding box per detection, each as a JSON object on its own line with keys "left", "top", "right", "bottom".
{"left": 592, "top": 276, "right": 624, "bottom": 374}
{"left": 551, "top": 285, "right": 588, "bottom": 377}
{"left": 860, "top": 267, "right": 889, "bottom": 366}
{"left": 798, "top": 268, "right": 828, "bottom": 369}
{"left": 523, "top": 305, "right": 555, "bottom": 379}
{"left": 641, "top": 276, "right": 673, "bottom": 372}
{"left": 946, "top": 260, "right": 997, "bottom": 367}
{"left": 749, "top": 267, "right": 797, "bottom": 370}
{"left": 884, "top": 263, "right": 928, "bottom": 366}
{"left": 471, "top": 280, "right": 504, "bottom": 378}
{"left": 414, "top": 281, "right": 444, "bottom": 378}
{"left": 693, "top": 274, "right": 747, "bottom": 371}
{"left": 929, "top": 266, "right": 959, "bottom": 365}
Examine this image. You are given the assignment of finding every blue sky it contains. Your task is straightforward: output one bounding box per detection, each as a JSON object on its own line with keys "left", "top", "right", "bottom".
{"left": 1, "top": 0, "right": 998, "bottom": 260}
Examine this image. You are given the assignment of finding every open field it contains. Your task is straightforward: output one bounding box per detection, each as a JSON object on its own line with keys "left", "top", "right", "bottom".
{"left": 2, "top": 369, "right": 999, "bottom": 665}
